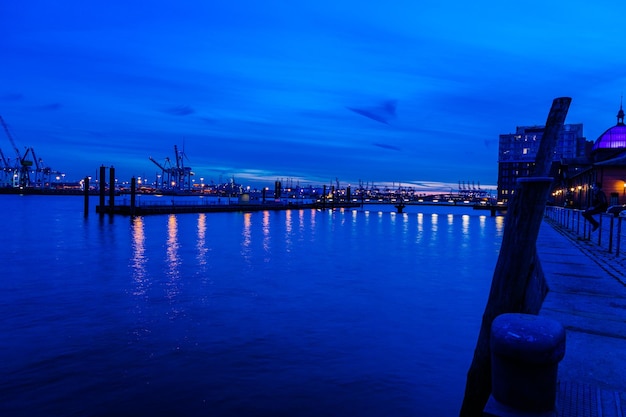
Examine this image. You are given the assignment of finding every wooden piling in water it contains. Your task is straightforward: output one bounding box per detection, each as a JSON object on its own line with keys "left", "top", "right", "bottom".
{"left": 99, "top": 165, "right": 106, "bottom": 216}
{"left": 459, "top": 97, "right": 571, "bottom": 416}
{"left": 83, "top": 176, "right": 90, "bottom": 217}
{"left": 274, "top": 180, "right": 281, "bottom": 199}
{"left": 108, "top": 166, "right": 115, "bottom": 213}
{"left": 130, "top": 177, "right": 136, "bottom": 217}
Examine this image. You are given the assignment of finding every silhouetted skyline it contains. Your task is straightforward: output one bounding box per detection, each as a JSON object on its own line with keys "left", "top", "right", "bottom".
{"left": 2, "top": 1, "right": 625, "bottom": 191}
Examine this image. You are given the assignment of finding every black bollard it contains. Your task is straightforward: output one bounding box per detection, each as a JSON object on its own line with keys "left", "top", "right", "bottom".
{"left": 484, "top": 313, "right": 566, "bottom": 416}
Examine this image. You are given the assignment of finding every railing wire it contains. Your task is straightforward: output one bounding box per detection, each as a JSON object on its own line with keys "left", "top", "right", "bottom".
{"left": 544, "top": 206, "right": 626, "bottom": 257}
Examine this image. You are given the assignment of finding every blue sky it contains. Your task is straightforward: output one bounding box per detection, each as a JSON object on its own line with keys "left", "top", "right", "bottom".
{"left": 2, "top": 1, "right": 626, "bottom": 192}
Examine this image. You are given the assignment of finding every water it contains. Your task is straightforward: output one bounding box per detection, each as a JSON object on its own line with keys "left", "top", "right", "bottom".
{"left": 0, "top": 195, "right": 504, "bottom": 416}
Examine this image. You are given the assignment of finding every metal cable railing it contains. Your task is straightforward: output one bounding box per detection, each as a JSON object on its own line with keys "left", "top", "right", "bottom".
{"left": 544, "top": 206, "right": 626, "bottom": 256}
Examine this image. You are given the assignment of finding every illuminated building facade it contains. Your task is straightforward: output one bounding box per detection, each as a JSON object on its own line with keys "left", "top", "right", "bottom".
{"left": 553, "top": 104, "right": 626, "bottom": 208}
{"left": 497, "top": 123, "right": 589, "bottom": 203}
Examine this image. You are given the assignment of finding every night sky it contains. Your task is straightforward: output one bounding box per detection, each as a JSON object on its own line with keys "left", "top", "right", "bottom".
{"left": 2, "top": 1, "right": 625, "bottom": 191}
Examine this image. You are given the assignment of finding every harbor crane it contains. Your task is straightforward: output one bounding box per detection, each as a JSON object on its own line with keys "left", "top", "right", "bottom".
{"left": 149, "top": 156, "right": 173, "bottom": 189}
{"left": 149, "top": 144, "right": 193, "bottom": 191}
{"left": 0, "top": 148, "right": 12, "bottom": 187}
{"left": 0, "top": 115, "right": 33, "bottom": 187}
{"left": 173, "top": 144, "right": 193, "bottom": 190}
{"left": 0, "top": 148, "right": 9, "bottom": 170}
{"left": 29, "top": 147, "right": 56, "bottom": 186}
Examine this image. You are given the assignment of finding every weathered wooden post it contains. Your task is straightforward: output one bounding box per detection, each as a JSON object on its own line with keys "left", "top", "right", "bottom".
{"left": 83, "top": 176, "right": 90, "bottom": 217}
{"left": 99, "top": 165, "right": 106, "bottom": 215}
{"left": 460, "top": 97, "right": 571, "bottom": 416}
{"left": 108, "top": 166, "right": 115, "bottom": 214}
{"left": 274, "top": 180, "right": 281, "bottom": 199}
{"left": 617, "top": 216, "right": 623, "bottom": 256}
{"left": 130, "top": 177, "right": 137, "bottom": 217}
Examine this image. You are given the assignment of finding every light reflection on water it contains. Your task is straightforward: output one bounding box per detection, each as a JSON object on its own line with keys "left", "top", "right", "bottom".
{"left": 241, "top": 212, "right": 252, "bottom": 260}
{"left": 196, "top": 213, "right": 208, "bottom": 267}
{"left": 1, "top": 199, "right": 505, "bottom": 417}
{"left": 131, "top": 216, "right": 147, "bottom": 296}
{"left": 262, "top": 210, "right": 271, "bottom": 256}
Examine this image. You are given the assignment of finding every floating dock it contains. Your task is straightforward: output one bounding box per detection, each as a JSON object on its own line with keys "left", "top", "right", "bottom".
{"left": 472, "top": 203, "right": 508, "bottom": 216}
{"left": 95, "top": 201, "right": 361, "bottom": 216}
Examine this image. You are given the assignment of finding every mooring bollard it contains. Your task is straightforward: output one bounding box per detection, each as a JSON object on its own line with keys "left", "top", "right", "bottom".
{"left": 484, "top": 313, "right": 566, "bottom": 417}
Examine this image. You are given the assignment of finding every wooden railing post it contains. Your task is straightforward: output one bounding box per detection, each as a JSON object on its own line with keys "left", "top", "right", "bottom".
{"left": 608, "top": 216, "right": 614, "bottom": 253}
{"left": 617, "top": 217, "right": 623, "bottom": 256}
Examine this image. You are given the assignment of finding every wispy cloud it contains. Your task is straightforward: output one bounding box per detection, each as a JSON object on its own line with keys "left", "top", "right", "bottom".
{"left": 162, "top": 105, "right": 195, "bottom": 116}
{"left": 36, "top": 103, "right": 63, "bottom": 111}
{"left": 1, "top": 92, "right": 24, "bottom": 101}
{"left": 348, "top": 100, "right": 397, "bottom": 124}
{"left": 373, "top": 143, "right": 401, "bottom": 151}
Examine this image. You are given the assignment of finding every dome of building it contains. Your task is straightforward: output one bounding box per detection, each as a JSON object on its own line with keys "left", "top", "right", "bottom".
{"left": 592, "top": 103, "right": 626, "bottom": 151}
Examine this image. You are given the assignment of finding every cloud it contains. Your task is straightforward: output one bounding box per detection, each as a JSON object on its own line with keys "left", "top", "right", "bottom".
{"left": 373, "top": 142, "right": 401, "bottom": 151}
{"left": 162, "top": 105, "right": 195, "bottom": 116}
{"left": 1, "top": 92, "right": 24, "bottom": 101}
{"left": 347, "top": 100, "right": 397, "bottom": 124}
{"left": 36, "top": 103, "right": 63, "bottom": 111}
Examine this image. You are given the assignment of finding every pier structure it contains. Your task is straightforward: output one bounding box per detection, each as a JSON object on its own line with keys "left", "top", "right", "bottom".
{"left": 536, "top": 220, "right": 626, "bottom": 416}
{"left": 95, "top": 200, "right": 361, "bottom": 216}
{"left": 94, "top": 175, "right": 361, "bottom": 216}
{"left": 82, "top": 167, "right": 500, "bottom": 216}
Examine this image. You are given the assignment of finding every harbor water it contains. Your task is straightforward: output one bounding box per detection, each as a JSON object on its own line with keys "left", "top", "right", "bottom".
{"left": 1, "top": 195, "right": 504, "bottom": 416}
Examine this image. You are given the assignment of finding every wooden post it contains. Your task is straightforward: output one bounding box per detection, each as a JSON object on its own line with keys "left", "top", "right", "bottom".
{"left": 83, "top": 176, "right": 90, "bottom": 217}
{"left": 130, "top": 177, "right": 136, "bottom": 217}
{"left": 459, "top": 97, "right": 571, "bottom": 416}
{"left": 617, "top": 217, "right": 623, "bottom": 256}
{"left": 99, "top": 165, "right": 106, "bottom": 215}
{"left": 108, "top": 166, "right": 115, "bottom": 214}
{"left": 609, "top": 216, "right": 614, "bottom": 253}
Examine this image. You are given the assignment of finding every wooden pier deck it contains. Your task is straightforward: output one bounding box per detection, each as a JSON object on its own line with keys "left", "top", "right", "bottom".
{"left": 538, "top": 219, "right": 626, "bottom": 416}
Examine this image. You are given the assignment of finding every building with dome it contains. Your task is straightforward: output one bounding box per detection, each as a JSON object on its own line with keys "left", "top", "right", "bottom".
{"left": 591, "top": 104, "right": 626, "bottom": 162}
{"left": 554, "top": 103, "right": 626, "bottom": 208}
{"left": 497, "top": 102, "right": 626, "bottom": 208}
